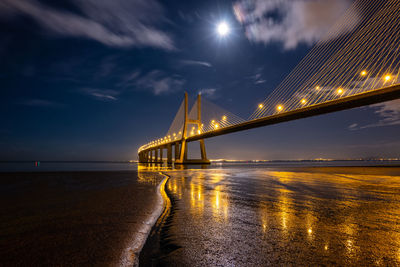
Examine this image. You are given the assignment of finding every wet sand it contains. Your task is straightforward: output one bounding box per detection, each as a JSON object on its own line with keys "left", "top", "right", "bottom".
{"left": 0, "top": 171, "right": 164, "bottom": 266}
{"left": 141, "top": 166, "right": 400, "bottom": 266}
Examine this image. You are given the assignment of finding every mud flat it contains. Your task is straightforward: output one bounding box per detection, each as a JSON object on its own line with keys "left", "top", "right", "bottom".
{"left": 140, "top": 166, "right": 400, "bottom": 266}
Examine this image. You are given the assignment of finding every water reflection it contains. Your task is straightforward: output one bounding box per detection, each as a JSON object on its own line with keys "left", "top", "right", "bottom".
{"left": 144, "top": 166, "right": 400, "bottom": 265}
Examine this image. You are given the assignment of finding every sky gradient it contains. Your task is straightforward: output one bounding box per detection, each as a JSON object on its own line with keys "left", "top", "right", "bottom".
{"left": 0, "top": 0, "right": 399, "bottom": 161}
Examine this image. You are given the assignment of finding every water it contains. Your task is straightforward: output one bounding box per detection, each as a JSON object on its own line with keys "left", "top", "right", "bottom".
{"left": 141, "top": 163, "right": 400, "bottom": 266}
{"left": 0, "top": 161, "right": 139, "bottom": 172}
{"left": 0, "top": 160, "right": 398, "bottom": 172}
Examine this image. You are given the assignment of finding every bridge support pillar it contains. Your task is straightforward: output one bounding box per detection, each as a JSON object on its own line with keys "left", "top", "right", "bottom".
{"left": 175, "top": 92, "right": 210, "bottom": 165}
{"left": 160, "top": 147, "right": 163, "bottom": 163}
{"left": 142, "top": 153, "right": 145, "bottom": 163}
{"left": 175, "top": 143, "right": 180, "bottom": 161}
{"left": 167, "top": 144, "right": 173, "bottom": 164}
{"left": 154, "top": 149, "right": 158, "bottom": 163}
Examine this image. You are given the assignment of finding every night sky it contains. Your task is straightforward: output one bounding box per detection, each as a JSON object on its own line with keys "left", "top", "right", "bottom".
{"left": 0, "top": 0, "right": 399, "bottom": 161}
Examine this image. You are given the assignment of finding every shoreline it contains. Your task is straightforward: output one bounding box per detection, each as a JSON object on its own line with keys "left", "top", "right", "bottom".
{"left": 120, "top": 172, "right": 170, "bottom": 267}
{"left": 139, "top": 172, "right": 180, "bottom": 266}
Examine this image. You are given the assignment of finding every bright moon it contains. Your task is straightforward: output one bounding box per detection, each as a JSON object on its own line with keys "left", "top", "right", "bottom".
{"left": 217, "top": 22, "right": 230, "bottom": 36}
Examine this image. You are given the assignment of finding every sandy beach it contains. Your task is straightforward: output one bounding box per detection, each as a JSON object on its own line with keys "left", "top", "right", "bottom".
{"left": 0, "top": 171, "right": 164, "bottom": 266}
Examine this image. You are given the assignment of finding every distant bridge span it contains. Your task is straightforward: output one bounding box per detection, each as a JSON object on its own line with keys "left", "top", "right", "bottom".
{"left": 138, "top": 84, "right": 400, "bottom": 164}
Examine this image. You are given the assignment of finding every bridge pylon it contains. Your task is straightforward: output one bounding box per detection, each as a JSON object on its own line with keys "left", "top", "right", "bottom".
{"left": 175, "top": 92, "right": 210, "bottom": 165}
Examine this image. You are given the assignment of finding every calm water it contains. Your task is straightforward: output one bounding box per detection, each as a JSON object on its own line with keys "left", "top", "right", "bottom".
{"left": 141, "top": 164, "right": 400, "bottom": 266}
{"left": 0, "top": 160, "right": 398, "bottom": 172}
{"left": 0, "top": 162, "right": 139, "bottom": 172}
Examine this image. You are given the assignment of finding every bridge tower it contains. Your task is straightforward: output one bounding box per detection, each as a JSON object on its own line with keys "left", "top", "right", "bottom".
{"left": 175, "top": 92, "right": 210, "bottom": 164}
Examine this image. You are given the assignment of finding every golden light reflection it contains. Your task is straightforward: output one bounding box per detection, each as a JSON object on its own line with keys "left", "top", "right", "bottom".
{"left": 189, "top": 180, "right": 204, "bottom": 217}
{"left": 259, "top": 205, "right": 269, "bottom": 233}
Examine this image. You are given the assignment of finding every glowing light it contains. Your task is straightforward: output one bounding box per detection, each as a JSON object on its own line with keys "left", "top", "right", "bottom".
{"left": 217, "top": 22, "right": 230, "bottom": 36}
{"left": 179, "top": 131, "right": 182, "bottom": 135}
{"left": 360, "top": 70, "right": 367, "bottom": 76}
{"left": 337, "top": 88, "right": 344, "bottom": 94}
{"left": 173, "top": 133, "right": 176, "bottom": 136}
{"left": 197, "top": 130, "right": 201, "bottom": 134}
{"left": 308, "top": 228, "right": 312, "bottom": 234}
{"left": 258, "top": 104, "right": 263, "bottom": 109}
{"left": 222, "top": 115, "right": 227, "bottom": 120}
{"left": 277, "top": 105, "right": 283, "bottom": 111}
{"left": 214, "top": 123, "right": 219, "bottom": 129}
{"left": 211, "top": 120, "right": 215, "bottom": 124}
{"left": 301, "top": 99, "right": 307, "bottom": 105}
{"left": 384, "top": 74, "right": 391, "bottom": 82}
{"left": 316, "top": 86, "right": 320, "bottom": 90}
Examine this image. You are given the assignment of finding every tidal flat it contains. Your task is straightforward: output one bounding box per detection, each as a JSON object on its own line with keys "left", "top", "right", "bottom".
{"left": 141, "top": 165, "right": 400, "bottom": 266}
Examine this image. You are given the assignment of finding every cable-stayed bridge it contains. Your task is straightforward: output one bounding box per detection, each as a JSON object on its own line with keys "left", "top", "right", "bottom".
{"left": 138, "top": 0, "right": 400, "bottom": 164}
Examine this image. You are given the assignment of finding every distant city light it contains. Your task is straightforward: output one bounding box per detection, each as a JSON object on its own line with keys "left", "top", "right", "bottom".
{"left": 217, "top": 22, "right": 230, "bottom": 36}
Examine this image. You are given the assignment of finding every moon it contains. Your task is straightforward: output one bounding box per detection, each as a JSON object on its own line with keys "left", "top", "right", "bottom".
{"left": 217, "top": 22, "right": 230, "bottom": 36}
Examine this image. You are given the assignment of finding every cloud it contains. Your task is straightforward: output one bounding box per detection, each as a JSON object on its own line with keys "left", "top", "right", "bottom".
{"left": 0, "top": 0, "right": 174, "bottom": 50}
{"left": 348, "top": 123, "right": 359, "bottom": 131}
{"left": 233, "top": 0, "right": 359, "bottom": 50}
{"left": 250, "top": 68, "right": 266, "bottom": 85}
{"left": 21, "top": 99, "right": 64, "bottom": 108}
{"left": 82, "top": 88, "right": 119, "bottom": 101}
{"left": 180, "top": 60, "right": 212, "bottom": 68}
{"left": 198, "top": 88, "right": 217, "bottom": 98}
{"left": 122, "top": 70, "right": 185, "bottom": 95}
{"left": 349, "top": 99, "right": 400, "bottom": 130}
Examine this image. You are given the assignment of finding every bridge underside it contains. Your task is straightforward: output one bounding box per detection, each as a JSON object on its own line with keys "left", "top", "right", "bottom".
{"left": 138, "top": 84, "right": 400, "bottom": 164}
{"left": 138, "top": 141, "right": 210, "bottom": 164}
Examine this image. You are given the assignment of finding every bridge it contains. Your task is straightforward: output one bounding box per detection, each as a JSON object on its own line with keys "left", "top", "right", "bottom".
{"left": 138, "top": 0, "right": 400, "bottom": 164}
